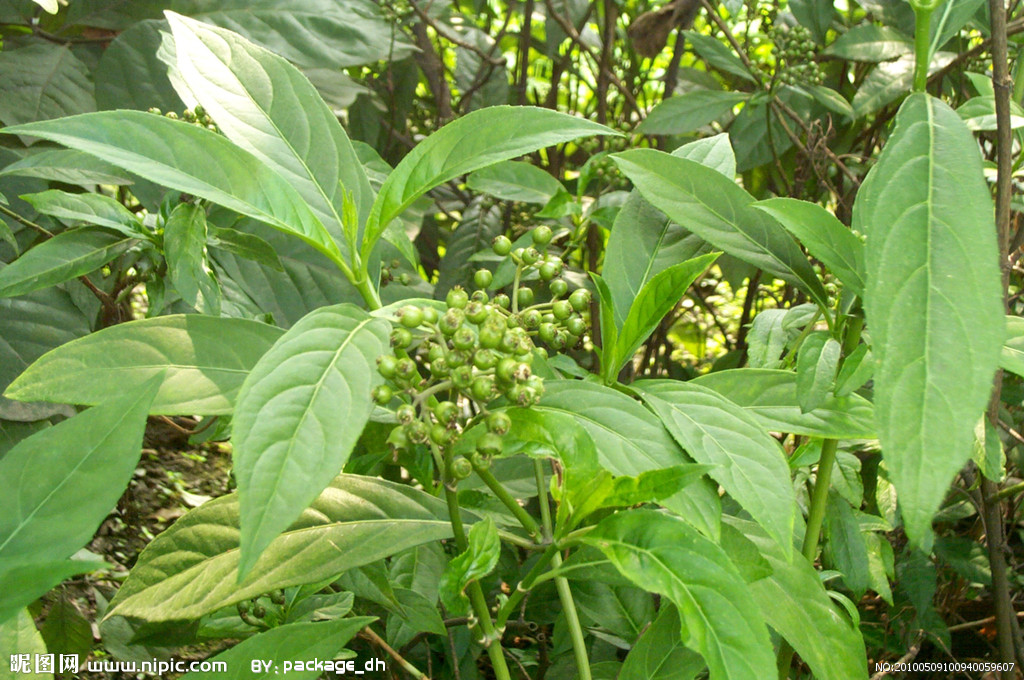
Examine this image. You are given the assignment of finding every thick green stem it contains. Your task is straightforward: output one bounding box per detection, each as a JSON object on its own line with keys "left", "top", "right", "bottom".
{"left": 534, "top": 460, "right": 592, "bottom": 680}
{"left": 353, "top": 275, "right": 382, "bottom": 310}
{"left": 911, "top": 3, "right": 936, "bottom": 92}
{"left": 473, "top": 462, "right": 542, "bottom": 536}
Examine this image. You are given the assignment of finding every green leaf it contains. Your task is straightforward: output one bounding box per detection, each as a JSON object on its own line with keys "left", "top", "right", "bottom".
{"left": 0, "top": 561, "right": 107, "bottom": 627}
{"left": 796, "top": 332, "right": 842, "bottom": 413}
{"left": 536, "top": 380, "right": 721, "bottom": 538}
{"left": 835, "top": 344, "right": 874, "bottom": 397}
{"left": 31, "top": 0, "right": 59, "bottom": 13}
{"left": 725, "top": 517, "right": 868, "bottom": 680}
{"left": 636, "top": 380, "right": 796, "bottom": 557}
{"left": 466, "top": 160, "right": 564, "bottom": 204}
{"left": 7, "top": 315, "right": 283, "bottom": 415}
{"left": 746, "top": 309, "right": 789, "bottom": 369}
{"left": 672, "top": 132, "right": 737, "bottom": 178}
{"left": 823, "top": 24, "right": 912, "bottom": 61}
{"left": 386, "top": 588, "right": 446, "bottom": 648}
{"left": 164, "top": 203, "right": 221, "bottom": 314}
{"left": 637, "top": 91, "right": 747, "bottom": 136}
{"left": 693, "top": 369, "right": 876, "bottom": 438}
{"left": 614, "top": 253, "right": 720, "bottom": 377}
{"left": 0, "top": 609, "right": 47, "bottom": 670}
{"left": 105, "top": 475, "right": 456, "bottom": 624}
{"left": 94, "top": 19, "right": 185, "bottom": 112}
{"left": 439, "top": 518, "right": 500, "bottom": 613}
{"left": 928, "top": 0, "right": 985, "bottom": 60}
{"left": 583, "top": 509, "right": 775, "bottom": 680}
{"left": 1000, "top": 315, "right": 1024, "bottom": 377}
{"left": 957, "top": 95, "right": 1024, "bottom": 132}
{"left": 750, "top": 197, "right": 865, "bottom": 296}
{"left": 2, "top": 112, "right": 341, "bottom": 266}
{"left": 590, "top": 272, "right": 619, "bottom": 379}
{"left": 823, "top": 492, "right": 871, "bottom": 598}
{"left": 613, "top": 149, "right": 829, "bottom": 309}
{"left": 0, "top": 228, "right": 134, "bottom": 298}
{"left": 684, "top": 31, "right": 757, "bottom": 83}
{"left": 233, "top": 304, "right": 391, "bottom": 577}
{"left": 852, "top": 53, "right": 956, "bottom": 118}
{"left": 855, "top": 93, "right": 1003, "bottom": 549}
{"left": 21, "top": 190, "right": 146, "bottom": 238}
{"left": 365, "top": 106, "right": 616, "bottom": 258}
{"left": 0, "top": 149, "right": 132, "bottom": 187}
{"left": 166, "top": 12, "right": 373, "bottom": 256}
{"left": 789, "top": 0, "right": 834, "bottom": 43}
{"left": 40, "top": 595, "right": 92, "bottom": 660}
{"left": 0, "top": 44, "right": 94, "bottom": 128}
{"left": 208, "top": 225, "right": 284, "bottom": 272}
{"left": 0, "top": 375, "right": 161, "bottom": 567}
{"left": 181, "top": 617, "right": 375, "bottom": 680}
{"left": 619, "top": 604, "right": 704, "bottom": 680}
{"left": 804, "top": 84, "right": 855, "bottom": 120}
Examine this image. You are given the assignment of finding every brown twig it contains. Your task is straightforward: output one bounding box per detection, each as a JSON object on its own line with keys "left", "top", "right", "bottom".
{"left": 868, "top": 634, "right": 924, "bottom": 680}
{"left": 360, "top": 626, "right": 430, "bottom": 680}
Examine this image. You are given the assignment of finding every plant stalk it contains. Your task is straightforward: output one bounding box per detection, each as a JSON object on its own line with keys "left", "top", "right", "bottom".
{"left": 911, "top": 3, "right": 936, "bottom": 92}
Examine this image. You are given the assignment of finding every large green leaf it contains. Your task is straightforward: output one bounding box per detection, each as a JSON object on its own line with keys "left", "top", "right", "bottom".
{"left": 636, "top": 380, "right": 796, "bottom": 556}
{"left": 684, "top": 31, "right": 757, "bottom": 83}
{"left": 693, "top": 369, "right": 876, "bottom": 439}
{"left": 232, "top": 304, "right": 390, "bottom": 577}
{"left": 466, "top": 160, "right": 564, "bottom": 204}
{"left": 0, "top": 44, "right": 95, "bottom": 128}
{"left": 536, "top": 380, "right": 721, "bottom": 538}
{"left": 583, "top": 509, "right": 775, "bottom": 679}
{"left": 1, "top": 151, "right": 132, "bottom": 187}
{"left": 0, "top": 375, "right": 161, "bottom": 567}
{"left": 105, "top": 475, "right": 457, "bottom": 623}
{"left": 0, "top": 228, "right": 134, "bottom": 298}
{"left": 612, "top": 253, "right": 720, "bottom": 379}
{"left": 854, "top": 93, "right": 1003, "bottom": 548}
{"left": 2, "top": 112, "right": 341, "bottom": 266}
{"left": 166, "top": 12, "right": 373, "bottom": 254}
{"left": 0, "top": 609, "right": 47, "bottom": 667}
{"left": 0, "top": 560, "right": 106, "bottom": 627}
{"left": 796, "top": 332, "right": 842, "bottom": 413}
{"left": 6, "top": 315, "right": 283, "bottom": 415}
{"left": 751, "top": 197, "right": 865, "bottom": 296}
{"left": 181, "top": 617, "right": 375, "bottom": 679}
{"left": 618, "top": 604, "right": 705, "bottom": 680}
{"left": 164, "top": 203, "right": 221, "bottom": 314}
{"left": 364, "top": 107, "right": 616, "bottom": 258}
{"left": 21, "top": 190, "right": 146, "bottom": 238}
{"left": 95, "top": 19, "right": 185, "bottom": 112}
{"left": 726, "top": 517, "right": 868, "bottom": 680}
{"left": 613, "top": 149, "right": 828, "bottom": 308}
{"left": 637, "top": 91, "right": 748, "bottom": 136}
{"left": 823, "top": 24, "right": 912, "bottom": 62}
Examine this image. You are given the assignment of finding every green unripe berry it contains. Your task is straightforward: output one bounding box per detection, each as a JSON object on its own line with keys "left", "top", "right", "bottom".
{"left": 453, "top": 327, "right": 476, "bottom": 351}
{"left": 511, "top": 247, "right": 525, "bottom": 263}
{"left": 399, "top": 305, "right": 424, "bottom": 328}
{"left": 439, "top": 308, "right": 465, "bottom": 336}
{"left": 399, "top": 273, "right": 411, "bottom": 286}
{"left": 395, "top": 357, "right": 417, "bottom": 381}
{"left": 422, "top": 306, "right": 439, "bottom": 324}
{"left": 434, "top": 400, "right": 459, "bottom": 424}
{"left": 446, "top": 349, "right": 469, "bottom": 369}
{"left": 473, "top": 348, "right": 498, "bottom": 370}
{"left": 471, "top": 450, "right": 492, "bottom": 469}
{"left": 553, "top": 300, "right": 573, "bottom": 320}
{"left": 428, "top": 343, "right": 446, "bottom": 363}
{"left": 474, "top": 269, "right": 494, "bottom": 289}
{"left": 499, "top": 330, "right": 519, "bottom": 354}
{"left": 517, "top": 287, "right": 534, "bottom": 307}
{"left": 539, "top": 261, "right": 559, "bottom": 281}
{"left": 391, "top": 327, "right": 413, "bottom": 349}
{"left": 566, "top": 315, "right": 586, "bottom": 337}
{"left": 470, "top": 375, "right": 495, "bottom": 401}
{"left": 397, "top": 404, "right": 416, "bottom": 425}
{"left": 471, "top": 290, "right": 489, "bottom": 303}
{"left": 549, "top": 279, "right": 568, "bottom": 297}
{"left": 487, "top": 411, "right": 512, "bottom": 435}
{"left": 450, "top": 457, "right": 473, "bottom": 479}
{"left": 430, "top": 423, "right": 453, "bottom": 446}
{"left": 532, "top": 225, "right": 553, "bottom": 246}
{"left": 477, "top": 432, "right": 504, "bottom": 457}
{"left": 522, "top": 247, "right": 541, "bottom": 265}
{"left": 446, "top": 287, "right": 469, "bottom": 309}
{"left": 377, "top": 355, "right": 398, "bottom": 379}
{"left": 492, "top": 235, "right": 512, "bottom": 256}
{"left": 496, "top": 357, "right": 518, "bottom": 384}
{"left": 252, "top": 604, "right": 266, "bottom": 618}
{"left": 372, "top": 384, "right": 393, "bottom": 405}
{"left": 465, "top": 301, "right": 488, "bottom": 324}
{"left": 513, "top": 362, "right": 532, "bottom": 382}
{"left": 522, "top": 309, "right": 542, "bottom": 329}
{"left": 270, "top": 589, "right": 286, "bottom": 606}
{"left": 569, "top": 288, "right": 591, "bottom": 312}
{"left": 451, "top": 365, "right": 473, "bottom": 389}
{"left": 479, "top": 322, "right": 504, "bottom": 349}
{"left": 493, "top": 294, "right": 511, "bottom": 309}
{"left": 405, "top": 420, "right": 429, "bottom": 443}
{"left": 539, "top": 323, "right": 557, "bottom": 344}
{"left": 506, "top": 314, "right": 522, "bottom": 329}
{"left": 431, "top": 357, "right": 450, "bottom": 377}
{"left": 387, "top": 425, "right": 410, "bottom": 452}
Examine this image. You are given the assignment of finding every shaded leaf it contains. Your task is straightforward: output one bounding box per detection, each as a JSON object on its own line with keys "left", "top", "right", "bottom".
{"left": 0, "top": 228, "right": 134, "bottom": 298}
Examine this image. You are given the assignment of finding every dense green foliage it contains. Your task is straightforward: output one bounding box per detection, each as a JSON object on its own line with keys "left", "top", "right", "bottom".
{"left": 1, "top": 0, "right": 1023, "bottom": 678}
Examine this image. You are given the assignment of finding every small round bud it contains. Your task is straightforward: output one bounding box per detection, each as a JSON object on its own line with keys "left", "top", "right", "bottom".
{"left": 399, "top": 273, "right": 411, "bottom": 286}
{"left": 431, "top": 357, "right": 450, "bottom": 377}
{"left": 487, "top": 411, "right": 512, "bottom": 435}
{"left": 512, "top": 247, "right": 526, "bottom": 263}
{"left": 387, "top": 425, "right": 410, "bottom": 452}
{"left": 252, "top": 604, "right": 266, "bottom": 618}
{"left": 372, "top": 384, "right": 393, "bottom": 405}
{"left": 397, "top": 404, "right": 416, "bottom": 425}
{"left": 539, "top": 323, "right": 557, "bottom": 344}
{"left": 549, "top": 278, "right": 568, "bottom": 297}
{"left": 477, "top": 432, "right": 504, "bottom": 457}
{"left": 453, "top": 327, "right": 476, "bottom": 351}
{"left": 465, "top": 301, "right": 489, "bottom": 325}
{"left": 270, "top": 589, "right": 286, "bottom": 606}
{"left": 493, "top": 293, "right": 511, "bottom": 309}
{"left": 451, "top": 365, "right": 473, "bottom": 389}
{"left": 522, "top": 247, "right": 541, "bottom": 265}
{"left": 446, "top": 287, "right": 469, "bottom": 309}
{"left": 439, "top": 308, "right": 466, "bottom": 336}
{"left": 566, "top": 315, "right": 586, "bottom": 337}
{"left": 516, "top": 287, "right": 534, "bottom": 307}
{"left": 428, "top": 343, "right": 446, "bottom": 363}
{"left": 395, "top": 357, "right": 417, "bottom": 381}
{"left": 553, "top": 300, "right": 573, "bottom": 320}
{"left": 492, "top": 235, "right": 512, "bottom": 256}
{"left": 471, "top": 450, "right": 492, "bottom": 469}
{"left": 434, "top": 400, "right": 459, "bottom": 424}
{"left": 569, "top": 288, "right": 591, "bottom": 312}
{"left": 522, "top": 309, "right": 542, "bottom": 329}
{"left": 496, "top": 357, "right": 518, "bottom": 384}
{"left": 471, "top": 375, "right": 495, "bottom": 401}
{"left": 539, "top": 261, "right": 559, "bottom": 281}
{"left": 474, "top": 269, "right": 494, "bottom": 289}
{"left": 532, "top": 225, "right": 553, "bottom": 246}
{"left": 377, "top": 355, "right": 398, "bottom": 379}
{"left": 430, "top": 423, "right": 453, "bottom": 446}
{"left": 473, "top": 348, "right": 499, "bottom": 370}
{"left": 450, "top": 457, "right": 473, "bottom": 479}
{"left": 478, "top": 322, "right": 504, "bottom": 349}
{"left": 391, "top": 327, "right": 413, "bottom": 349}
{"left": 399, "top": 305, "right": 424, "bottom": 328}
{"left": 446, "top": 349, "right": 469, "bottom": 369}
{"left": 405, "top": 420, "right": 429, "bottom": 443}
{"left": 471, "top": 290, "right": 489, "bottom": 303}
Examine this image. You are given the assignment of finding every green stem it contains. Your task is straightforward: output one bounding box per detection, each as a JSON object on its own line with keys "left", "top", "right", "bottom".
{"left": 473, "top": 462, "right": 541, "bottom": 537}
{"left": 353, "top": 275, "right": 382, "bottom": 310}
{"left": 535, "top": 460, "right": 592, "bottom": 680}
{"left": 443, "top": 481, "right": 512, "bottom": 680}
{"left": 494, "top": 543, "right": 561, "bottom": 628}
{"left": 911, "top": 3, "right": 937, "bottom": 92}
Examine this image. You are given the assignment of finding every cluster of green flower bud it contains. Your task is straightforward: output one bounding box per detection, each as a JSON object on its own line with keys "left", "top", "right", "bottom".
{"left": 147, "top": 105, "right": 220, "bottom": 133}
{"left": 380, "top": 258, "right": 412, "bottom": 287}
{"left": 372, "top": 226, "right": 591, "bottom": 474}
{"left": 770, "top": 24, "right": 823, "bottom": 87}
{"left": 236, "top": 590, "right": 286, "bottom": 628}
